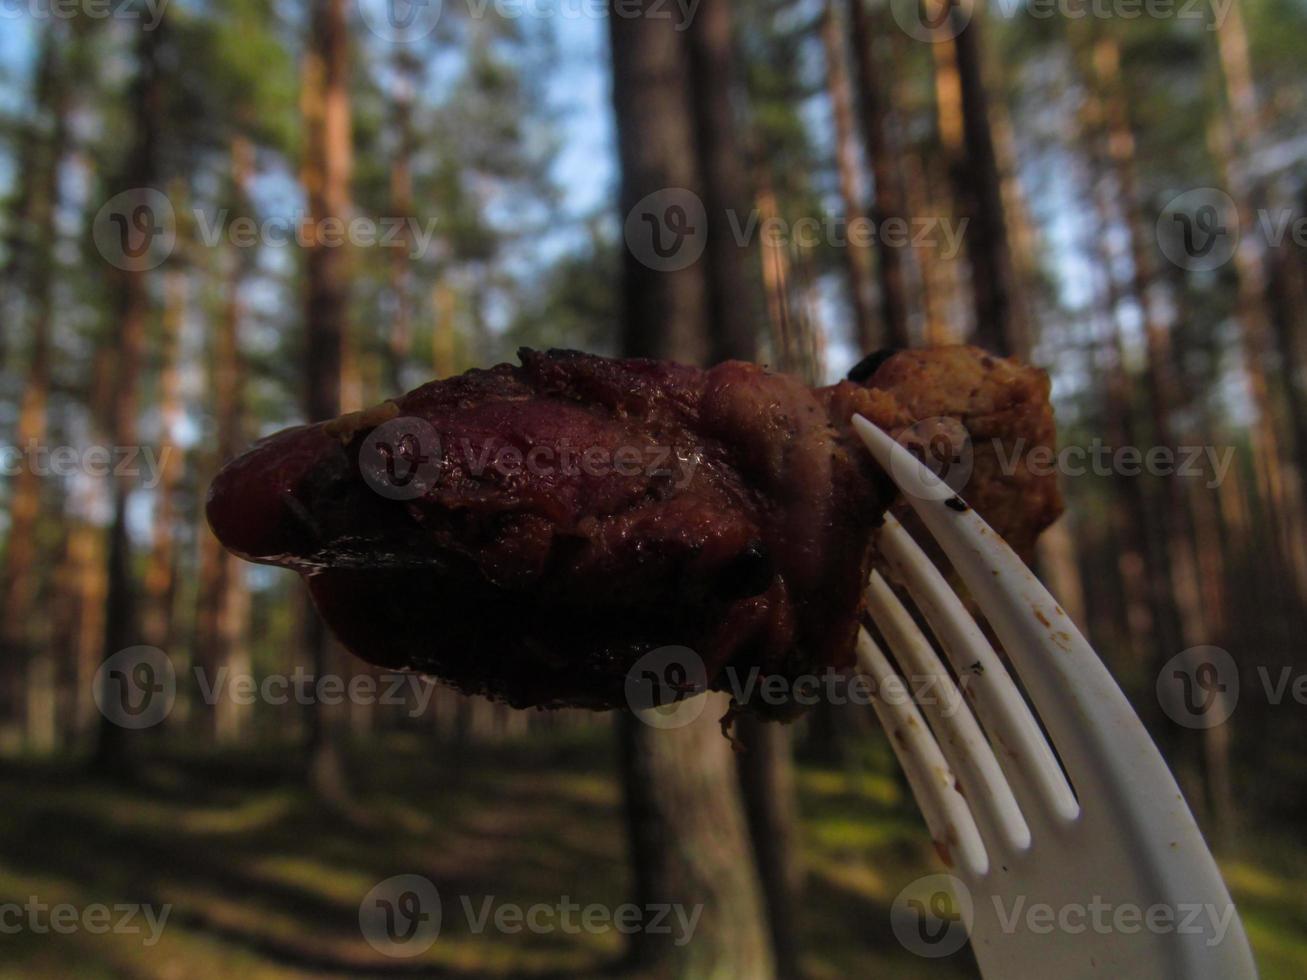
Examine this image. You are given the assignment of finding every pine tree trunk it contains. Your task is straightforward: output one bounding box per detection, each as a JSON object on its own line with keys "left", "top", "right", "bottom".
{"left": 848, "top": 0, "right": 912, "bottom": 348}
{"left": 301, "top": 0, "right": 353, "bottom": 801}
{"left": 193, "top": 136, "right": 253, "bottom": 744}
{"left": 1213, "top": 0, "right": 1307, "bottom": 598}
{"left": 0, "top": 23, "right": 67, "bottom": 746}
{"left": 142, "top": 267, "right": 186, "bottom": 653}
{"left": 93, "top": 18, "right": 166, "bottom": 773}
{"left": 940, "top": 0, "right": 1019, "bottom": 354}
{"left": 684, "top": 0, "right": 756, "bottom": 365}
{"left": 387, "top": 47, "right": 419, "bottom": 392}
{"left": 610, "top": 0, "right": 711, "bottom": 365}
{"left": 822, "top": 0, "right": 878, "bottom": 351}
{"left": 609, "top": 5, "right": 775, "bottom": 975}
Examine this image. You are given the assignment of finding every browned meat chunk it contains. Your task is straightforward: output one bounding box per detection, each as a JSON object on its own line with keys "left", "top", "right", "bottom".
{"left": 206, "top": 346, "right": 1061, "bottom": 714}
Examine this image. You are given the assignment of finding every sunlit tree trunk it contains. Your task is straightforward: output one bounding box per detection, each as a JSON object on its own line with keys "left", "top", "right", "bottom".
{"left": 822, "top": 0, "right": 878, "bottom": 351}
{"left": 0, "top": 23, "right": 67, "bottom": 747}
{"left": 142, "top": 266, "right": 186, "bottom": 653}
{"left": 1213, "top": 0, "right": 1307, "bottom": 599}
{"left": 0, "top": 24, "right": 63, "bottom": 368}
{"left": 194, "top": 135, "right": 254, "bottom": 744}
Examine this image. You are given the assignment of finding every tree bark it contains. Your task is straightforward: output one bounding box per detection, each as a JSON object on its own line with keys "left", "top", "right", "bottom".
{"left": 92, "top": 16, "right": 166, "bottom": 772}
{"left": 142, "top": 267, "right": 186, "bottom": 654}
{"left": 939, "top": 0, "right": 1020, "bottom": 355}
{"left": 684, "top": 0, "right": 757, "bottom": 364}
{"left": 848, "top": 0, "right": 912, "bottom": 348}
{"left": 0, "top": 22, "right": 68, "bottom": 744}
{"left": 193, "top": 135, "right": 254, "bottom": 744}
{"left": 821, "top": 0, "right": 878, "bottom": 352}
{"left": 610, "top": 0, "right": 711, "bottom": 365}
{"left": 609, "top": 5, "right": 775, "bottom": 975}
{"left": 300, "top": 0, "right": 354, "bottom": 801}
{"left": 1213, "top": 0, "right": 1307, "bottom": 598}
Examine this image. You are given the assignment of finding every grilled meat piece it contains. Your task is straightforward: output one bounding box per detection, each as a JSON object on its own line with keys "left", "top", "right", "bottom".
{"left": 206, "top": 346, "right": 1061, "bottom": 714}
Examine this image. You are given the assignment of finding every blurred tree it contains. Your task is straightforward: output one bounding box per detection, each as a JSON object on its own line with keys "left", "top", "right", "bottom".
{"left": 92, "top": 11, "right": 167, "bottom": 773}
{"left": 848, "top": 0, "right": 913, "bottom": 348}
{"left": 0, "top": 22, "right": 69, "bottom": 746}
{"left": 821, "top": 0, "right": 878, "bottom": 352}
{"left": 300, "top": 0, "right": 354, "bottom": 800}
{"left": 609, "top": 2, "right": 774, "bottom": 975}
{"left": 937, "top": 0, "right": 1024, "bottom": 355}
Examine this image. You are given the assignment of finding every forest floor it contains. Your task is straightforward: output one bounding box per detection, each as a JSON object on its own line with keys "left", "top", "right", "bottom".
{"left": 0, "top": 729, "right": 1302, "bottom": 978}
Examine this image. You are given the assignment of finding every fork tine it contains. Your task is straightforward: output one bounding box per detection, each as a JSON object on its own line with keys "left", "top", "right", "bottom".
{"left": 866, "top": 571, "right": 1031, "bottom": 855}
{"left": 877, "top": 514, "right": 1080, "bottom": 825}
{"left": 856, "top": 627, "right": 989, "bottom": 878}
{"left": 853, "top": 416, "right": 1234, "bottom": 882}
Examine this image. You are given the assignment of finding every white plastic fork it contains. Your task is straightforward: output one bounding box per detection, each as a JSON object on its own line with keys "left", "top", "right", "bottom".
{"left": 851, "top": 415, "right": 1257, "bottom": 979}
